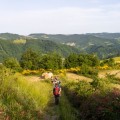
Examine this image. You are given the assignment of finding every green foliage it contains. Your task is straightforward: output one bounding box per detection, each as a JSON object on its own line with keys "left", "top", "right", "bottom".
{"left": 79, "top": 88, "right": 120, "bottom": 120}
{"left": 1, "top": 33, "right": 120, "bottom": 61}
{"left": 91, "top": 77, "right": 111, "bottom": 92}
{"left": 64, "top": 53, "right": 78, "bottom": 68}
{"left": 30, "top": 33, "right": 120, "bottom": 59}
{"left": 62, "top": 81, "right": 93, "bottom": 111}
{"left": 0, "top": 33, "right": 24, "bottom": 40}
{"left": 79, "top": 64, "right": 98, "bottom": 76}
{"left": 106, "top": 73, "right": 120, "bottom": 84}
{"left": 100, "top": 58, "right": 115, "bottom": 67}
{"left": 59, "top": 92, "right": 79, "bottom": 120}
{"left": 62, "top": 75, "right": 120, "bottom": 120}
{"left": 0, "top": 67, "right": 52, "bottom": 119}
{"left": 39, "top": 52, "right": 62, "bottom": 70}
{"left": 20, "top": 49, "right": 40, "bottom": 70}
{"left": 0, "top": 39, "right": 24, "bottom": 62}
{"left": 75, "top": 81, "right": 94, "bottom": 97}
{"left": 0, "top": 38, "right": 80, "bottom": 62}
{"left": 3, "top": 57, "right": 21, "bottom": 72}
{"left": 65, "top": 53, "right": 100, "bottom": 69}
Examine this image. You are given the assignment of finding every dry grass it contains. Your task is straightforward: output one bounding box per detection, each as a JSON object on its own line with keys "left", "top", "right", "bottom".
{"left": 66, "top": 72, "right": 93, "bottom": 82}
{"left": 24, "top": 76, "right": 42, "bottom": 82}
{"left": 111, "top": 84, "right": 120, "bottom": 89}
{"left": 113, "top": 57, "right": 120, "bottom": 63}
{"left": 98, "top": 70, "right": 120, "bottom": 78}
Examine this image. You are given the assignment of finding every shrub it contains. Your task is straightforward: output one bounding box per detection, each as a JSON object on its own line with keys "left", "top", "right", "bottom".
{"left": 91, "top": 77, "right": 112, "bottom": 92}
{"left": 78, "top": 64, "right": 98, "bottom": 76}
{"left": 79, "top": 88, "right": 120, "bottom": 120}
{"left": 64, "top": 81, "right": 94, "bottom": 108}
{"left": 3, "top": 57, "right": 22, "bottom": 72}
{"left": 0, "top": 67, "right": 52, "bottom": 119}
{"left": 106, "top": 73, "right": 120, "bottom": 84}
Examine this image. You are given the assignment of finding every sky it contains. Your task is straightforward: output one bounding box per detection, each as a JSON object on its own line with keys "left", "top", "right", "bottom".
{"left": 0, "top": 0, "right": 120, "bottom": 35}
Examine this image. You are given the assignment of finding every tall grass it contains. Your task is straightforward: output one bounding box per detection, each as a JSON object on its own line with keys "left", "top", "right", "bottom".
{"left": 0, "top": 65, "right": 80, "bottom": 119}
{"left": 0, "top": 65, "right": 52, "bottom": 119}
{"left": 60, "top": 74, "right": 120, "bottom": 120}
{"left": 59, "top": 91, "right": 79, "bottom": 120}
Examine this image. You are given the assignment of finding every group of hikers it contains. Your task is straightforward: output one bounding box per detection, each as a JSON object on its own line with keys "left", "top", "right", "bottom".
{"left": 51, "top": 76, "right": 61, "bottom": 105}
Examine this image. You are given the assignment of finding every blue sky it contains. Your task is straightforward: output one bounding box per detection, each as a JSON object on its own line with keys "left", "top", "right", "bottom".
{"left": 0, "top": 0, "right": 120, "bottom": 35}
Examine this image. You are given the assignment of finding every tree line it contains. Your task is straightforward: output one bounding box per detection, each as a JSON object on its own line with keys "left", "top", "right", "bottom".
{"left": 3, "top": 49, "right": 116, "bottom": 76}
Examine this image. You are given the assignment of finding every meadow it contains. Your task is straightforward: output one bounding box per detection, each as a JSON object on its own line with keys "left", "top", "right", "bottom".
{"left": 0, "top": 58, "right": 120, "bottom": 120}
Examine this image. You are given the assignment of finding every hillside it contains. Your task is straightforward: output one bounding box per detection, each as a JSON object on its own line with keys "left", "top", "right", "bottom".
{"left": 0, "top": 38, "right": 79, "bottom": 62}
{"left": 29, "top": 33, "right": 120, "bottom": 58}
{"left": 0, "top": 32, "right": 120, "bottom": 61}
{"left": 88, "top": 33, "right": 120, "bottom": 39}
{"left": 0, "top": 33, "right": 26, "bottom": 40}
{"left": 0, "top": 65, "right": 120, "bottom": 120}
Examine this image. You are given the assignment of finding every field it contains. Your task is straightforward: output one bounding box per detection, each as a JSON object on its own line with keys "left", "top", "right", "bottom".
{"left": 98, "top": 70, "right": 120, "bottom": 78}
{"left": 114, "top": 57, "right": 120, "bottom": 63}
{"left": 0, "top": 66, "right": 120, "bottom": 120}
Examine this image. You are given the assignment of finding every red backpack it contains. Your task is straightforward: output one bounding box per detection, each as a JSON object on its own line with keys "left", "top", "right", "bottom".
{"left": 53, "top": 86, "right": 60, "bottom": 95}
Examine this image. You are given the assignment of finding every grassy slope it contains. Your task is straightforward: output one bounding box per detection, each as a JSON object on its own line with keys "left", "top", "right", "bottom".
{"left": 114, "top": 56, "right": 120, "bottom": 63}
{"left": 0, "top": 67, "right": 78, "bottom": 120}
{"left": 25, "top": 75, "right": 78, "bottom": 120}
{"left": 1, "top": 67, "right": 120, "bottom": 119}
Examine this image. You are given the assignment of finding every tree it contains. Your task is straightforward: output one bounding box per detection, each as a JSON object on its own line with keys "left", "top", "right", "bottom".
{"left": 64, "top": 53, "right": 78, "bottom": 68}
{"left": 101, "top": 58, "right": 115, "bottom": 67}
{"left": 3, "top": 57, "right": 21, "bottom": 71}
{"left": 39, "top": 52, "right": 62, "bottom": 70}
{"left": 20, "top": 49, "right": 40, "bottom": 70}
{"left": 64, "top": 53, "right": 100, "bottom": 68}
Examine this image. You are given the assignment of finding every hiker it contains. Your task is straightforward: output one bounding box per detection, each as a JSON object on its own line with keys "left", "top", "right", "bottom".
{"left": 51, "top": 76, "right": 61, "bottom": 87}
{"left": 53, "top": 83, "right": 61, "bottom": 105}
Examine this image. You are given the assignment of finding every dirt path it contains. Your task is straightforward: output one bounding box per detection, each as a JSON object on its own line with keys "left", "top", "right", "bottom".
{"left": 25, "top": 73, "right": 93, "bottom": 83}
{"left": 42, "top": 98, "right": 60, "bottom": 120}
{"left": 24, "top": 75, "right": 78, "bottom": 120}
{"left": 24, "top": 75, "right": 60, "bottom": 120}
{"left": 24, "top": 71, "right": 120, "bottom": 120}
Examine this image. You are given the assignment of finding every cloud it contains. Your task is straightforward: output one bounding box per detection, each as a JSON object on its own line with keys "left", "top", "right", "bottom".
{"left": 0, "top": 5, "right": 120, "bottom": 34}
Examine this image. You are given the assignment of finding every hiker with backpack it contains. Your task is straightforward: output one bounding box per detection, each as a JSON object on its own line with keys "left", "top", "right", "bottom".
{"left": 51, "top": 76, "right": 61, "bottom": 88}
{"left": 53, "top": 83, "right": 61, "bottom": 105}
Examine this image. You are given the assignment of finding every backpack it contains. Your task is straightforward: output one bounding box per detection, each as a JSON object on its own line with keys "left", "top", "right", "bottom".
{"left": 53, "top": 86, "right": 60, "bottom": 95}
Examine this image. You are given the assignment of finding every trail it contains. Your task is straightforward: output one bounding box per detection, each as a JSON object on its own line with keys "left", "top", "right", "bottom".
{"left": 25, "top": 75, "right": 78, "bottom": 120}
{"left": 25, "top": 71, "right": 120, "bottom": 120}
{"left": 25, "top": 76, "right": 59, "bottom": 120}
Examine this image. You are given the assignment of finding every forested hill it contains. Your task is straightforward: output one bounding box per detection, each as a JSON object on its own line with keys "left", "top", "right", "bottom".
{"left": 0, "top": 33, "right": 26, "bottom": 40}
{"left": 88, "top": 33, "right": 120, "bottom": 39}
{"left": 0, "top": 38, "right": 79, "bottom": 62}
{"left": 0, "top": 32, "right": 120, "bottom": 62}
{"left": 29, "top": 33, "right": 120, "bottom": 58}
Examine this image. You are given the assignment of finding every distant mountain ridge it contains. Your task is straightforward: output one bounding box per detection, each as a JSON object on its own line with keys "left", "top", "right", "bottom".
{"left": 0, "top": 32, "right": 120, "bottom": 62}
{"left": 88, "top": 33, "right": 120, "bottom": 39}
{"left": 29, "top": 33, "right": 120, "bottom": 58}
{"left": 0, "top": 38, "right": 79, "bottom": 62}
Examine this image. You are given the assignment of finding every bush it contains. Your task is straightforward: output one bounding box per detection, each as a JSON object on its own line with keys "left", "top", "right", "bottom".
{"left": 0, "top": 67, "right": 52, "bottom": 119}
{"left": 64, "top": 81, "right": 94, "bottom": 108}
{"left": 78, "top": 64, "right": 98, "bottom": 76}
{"left": 80, "top": 88, "right": 120, "bottom": 120}
{"left": 91, "top": 77, "right": 112, "bottom": 92}
{"left": 3, "top": 57, "right": 22, "bottom": 72}
{"left": 106, "top": 73, "right": 120, "bottom": 84}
